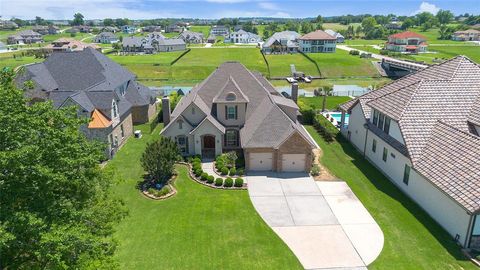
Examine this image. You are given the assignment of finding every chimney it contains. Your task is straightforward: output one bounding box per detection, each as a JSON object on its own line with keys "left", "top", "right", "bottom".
{"left": 291, "top": 82, "right": 298, "bottom": 103}
{"left": 162, "top": 96, "right": 171, "bottom": 125}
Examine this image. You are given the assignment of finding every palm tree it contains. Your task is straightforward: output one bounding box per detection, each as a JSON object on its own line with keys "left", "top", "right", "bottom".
{"left": 321, "top": 85, "right": 334, "bottom": 112}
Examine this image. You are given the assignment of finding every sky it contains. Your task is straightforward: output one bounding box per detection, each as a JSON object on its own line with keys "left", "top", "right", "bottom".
{"left": 1, "top": 0, "right": 479, "bottom": 20}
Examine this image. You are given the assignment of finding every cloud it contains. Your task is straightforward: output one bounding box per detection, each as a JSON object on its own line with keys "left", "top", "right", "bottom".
{"left": 413, "top": 1, "right": 440, "bottom": 15}
{"left": 258, "top": 2, "right": 279, "bottom": 11}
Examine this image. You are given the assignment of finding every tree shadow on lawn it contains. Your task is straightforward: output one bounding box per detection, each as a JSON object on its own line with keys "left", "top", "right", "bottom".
{"left": 334, "top": 134, "right": 470, "bottom": 262}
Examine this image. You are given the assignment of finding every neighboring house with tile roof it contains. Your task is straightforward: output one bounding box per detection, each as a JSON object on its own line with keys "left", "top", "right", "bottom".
{"left": 339, "top": 56, "right": 480, "bottom": 249}
{"left": 160, "top": 62, "right": 317, "bottom": 172}
{"left": 451, "top": 29, "right": 480, "bottom": 41}
{"left": 227, "top": 29, "right": 262, "bottom": 44}
{"left": 298, "top": 30, "right": 337, "bottom": 53}
{"left": 261, "top": 31, "right": 300, "bottom": 54}
{"left": 7, "top": 30, "right": 43, "bottom": 44}
{"left": 386, "top": 31, "right": 427, "bottom": 53}
{"left": 16, "top": 48, "right": 157, "bottom": 158}
{"left": 94, "top": 32, "right": 119, "bottom": 44}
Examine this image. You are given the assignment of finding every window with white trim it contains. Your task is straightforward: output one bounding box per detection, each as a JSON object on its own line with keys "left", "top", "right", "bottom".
{"left": 225, "top": 129, "right": 238, "bottom": 147}
{"left": 227, "top": 106, "right": 237, "bottom": 120}
{"left": 403, "top": 165, "right": 411, "bottom": 185}
{"left": 176, "top": 135, "right": 188, "bottom": 154}
{"left": 112, "top": 100, "right": 118, "bottom": 118}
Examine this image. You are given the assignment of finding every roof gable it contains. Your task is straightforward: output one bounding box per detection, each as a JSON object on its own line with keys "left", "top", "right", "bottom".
{"left": 212, "top": 76, "right": 249, "bottom": 103}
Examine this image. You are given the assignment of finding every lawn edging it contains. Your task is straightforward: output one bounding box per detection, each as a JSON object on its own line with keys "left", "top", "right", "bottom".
{"left": 141, "top": 174, "right": 178, "bottom": 200}
{"left": 180, "top": 162, "right": 247, "bottom": 190}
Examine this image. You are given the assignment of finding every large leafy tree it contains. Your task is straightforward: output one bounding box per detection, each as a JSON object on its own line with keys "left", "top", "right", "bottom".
{"left": 141, "top": 137, "right": 180, "bottom": 184}
{"left": 0, "top": 68, "right": 125, "bottom": 269}
{"left": 436, "top": 9, "right": 454, "bottom": 25}
{"left": 72, "top": 12, "right": 84, "bottom": 26}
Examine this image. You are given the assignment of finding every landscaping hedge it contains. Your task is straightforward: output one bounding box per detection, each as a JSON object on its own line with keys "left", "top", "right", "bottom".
{"left": 207, "top": 175, "right": 215, "bottom": 184}
{"left": 220, "top": 167, "right": 228, "bottom": 175}
{"left": 229, "top": 168, "right": 236, "bottom": 176}
{"left": 312, "top": 114, "right": 339, "bottom": 143}
{"left": 201, "top": 173, "right": 208, "bottom": 181}
{"left": 215, "top": 178, "right": 223, "bottom": 186}
{"left": 234, "top": 178, "right": 244, "bottom": 187}
{"left": 224, "top": 177, "right": 233, "bottom": 187}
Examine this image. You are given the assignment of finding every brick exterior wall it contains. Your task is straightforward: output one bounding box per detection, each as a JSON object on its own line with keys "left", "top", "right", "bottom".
{"left": 277, "top": 132, "right": 313, "bottom": 172}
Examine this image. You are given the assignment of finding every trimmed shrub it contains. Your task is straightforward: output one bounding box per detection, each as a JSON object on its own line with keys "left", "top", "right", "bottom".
{"left": 215, "top": 178, "right": 223, "bottom": 186}
{"left": 224, "top": 177, "right": 233, "bottom": 187}
{"left": 192, "top": 157, "right": 201, "bottom": 163}
{"left": 207, "top": 175, "right": 215, "bottom": 184}
{"left": 158, "top": 185, "right": 171, "bottom": 196}
{"left": 237, "top": 169, "right": 244, "bottom": 176}
{"left": 220, "top": 167, "right": 229, "bottom": 175}
{"left": 311, "top": 164, "right": 321, "bottom": 176}
{"left": 349, "top": 50, "right": 360, "bottom": 55}
{"left": 194, "top": 169, "right": 203, "bottom": 177}
{"left": 201, "top": 173, "right": 208, "bottom": 181}
{"left": 192, "top": 163, "right": 201, "bottom": 171}
{"left": 215, "top": 161, "right": 224, "bottom": 170}
{"left": 229, "top": 167, "right": 236, "bottom": 176}
{"left": 297, "top": 100, "right": 315, "bottom": 124}
{"left": 234, "top": 178, "right": 244, "bottom": 187}
{"left": 147, "top": 187, "right": 156, "bottom": 195}
{"left": 313, "top": 114, "right": 339, "bottom": 143}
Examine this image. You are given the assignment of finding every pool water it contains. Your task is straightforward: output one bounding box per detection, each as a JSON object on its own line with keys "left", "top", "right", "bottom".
{"left": 329, "top": 113, "right": 350, "bottom": 125}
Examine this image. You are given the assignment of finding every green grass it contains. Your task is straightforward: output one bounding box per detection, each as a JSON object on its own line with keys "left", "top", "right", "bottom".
{"left": 308, "top": 50, "right": 380, "bottom": 77}
{"left": 270, "top": 77, "right": 391, "bottom": 90}
{"left": 266, "top": 53, "right": 319, "bottom": 77}
{"left": 0, "top": 52, "right": 39, "bottom": 70}
{"left": 305, "top": 126, "right": 477, "bottom": 270}
{"left": 189, "top": 25, "right": 210, "bottom": 37}
{"left": 299, "top": 96, "right": 351, "bottom": 110}
{"left": 403, "top": 45, "right": 480, "bottom": 64}
{"left": 108, "top": 123, "right": 302, "bottom": 269}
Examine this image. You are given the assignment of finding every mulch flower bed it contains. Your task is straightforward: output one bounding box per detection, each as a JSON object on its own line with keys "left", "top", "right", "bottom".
{"left": 141, "top": 174, "right": 178, "bottom": 200}
{"left": 179, "top": 162, "right": 247, "bottom": 190}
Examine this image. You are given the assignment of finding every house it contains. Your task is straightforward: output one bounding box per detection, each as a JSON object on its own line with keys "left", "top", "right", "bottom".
{"left": 122, "top": 36, "right": 154, "bottom": 54}
{"left": 44, "top": 38, "right": 101, "bottom": 52}
{"left": 207, "top": 35, "right": 216, "bottom": 44}
{"left": 142, "top": 25, "right": 162, "bottom": 33}
{"left": 32, "top": 25, "right": 59, "bottom": 35}
{"left": 324, "top": 29, "right": 345, "bottom": 43}
{"left": 178, "top": 30, "right": 204, "bottom": 44}
{"left": 386, "top": 31, "right": 427, "bottom": 53}
{"left": 166, "top": 24, "right": 184, "bottom": 33}
{"left": 121, "top": 25, "right": 136, "bottom": 34}
{"left": 233, "top": 25, "right": 243, "bottom": 31}
{"left": 122, "top": 34, "right": 185, "bottom": 54}
{"left": 160, "top": 62, "right": 317, "bottom": 172}
{"left": 262, "top": 31, "right": 300, "bottom": 54}
{"left": 16, "top": 48, "right": 157, "bottom": 158}
{"left": 151, "top": 37, "right": 186, "bottom": 52}
{"left": 0, "top": 19, "right": 18, "bottom": 30}
{"left": 94, "top": 32, "right": 119, "bottom": 44}
{"left": 211, "top": 25, "right": 230, "bottom": 37}
{"left": 451, "top": 29, "right": 480, "bottom": 41}
{"left": 101, "top": 26, "right": 120, "bottom": 33}
{"left": 227, "top": 30, "right": 261, "bottom": 44}
{"left": 67, "top": 25, "right": 92, "bottom": 33}
{"left": 339, "top": 56, "right": 480, "bottom": 249}
{"left": 7, "top": 30, "right": 43, "bottom": 44}
{"left": 298, "top": 30, "right": 337, "bottom": 53}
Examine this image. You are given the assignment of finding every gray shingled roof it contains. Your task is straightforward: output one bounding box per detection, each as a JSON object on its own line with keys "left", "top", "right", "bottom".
{"left": 164, "top": 62, "right": 316, "bottom": 149}
{"left": 212, "top": 76, "right": 249, "bottom": 103}
{"left": 263, "top": 31, "right": 300, "bottom": 48}
{"left": 341, "top": 56, "right": 480, "bottom": 213}
{"left": 122, "top": 36, "right": 145, "bottom": 47}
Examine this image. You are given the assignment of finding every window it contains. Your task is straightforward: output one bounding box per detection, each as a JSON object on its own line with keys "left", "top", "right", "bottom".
{"left": 403, "top": 165, "right": 411, "bottom": 185}
{"left": 120, "top": 124, "right": 125, "bottom": 138}
{"left": 373, "top": 110, "right": 379, "bottom": 126}
{"left": 109, "top": 134, "right": 114, "bottom": 147}
{"left": 176, "top": 135, "right": 188, "bottom": 154}
{"left": 382, "top": 147, "right": 388, "bottom": 162}
{"left": 178, "top": 120, "right": 183, "bottom": 129}
{"left": 372, "top": 139, "right": 377, "bottom": 153}
{"left": 384, "top": 116, "right": 391, "bottom": 134}
{"left": 226, "top": 106, "right": 237, "bottom": 120}
{"left": 112, "top": 100, "right": 118, "bottom": 118}
{"left": 378, "top": 113, "right": 385, "bottom": 130}
{"left": 225, "top": 130, "right": 238, "bottom": 147}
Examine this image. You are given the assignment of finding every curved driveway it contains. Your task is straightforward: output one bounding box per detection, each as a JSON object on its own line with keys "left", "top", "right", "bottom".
{"left": 247, "top": 172, "right": 384, "bottom": 270}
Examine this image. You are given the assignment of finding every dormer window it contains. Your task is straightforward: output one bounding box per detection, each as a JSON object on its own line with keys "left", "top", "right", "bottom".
{"left": 178, "top": 119, "right": 183, "bottom": 129}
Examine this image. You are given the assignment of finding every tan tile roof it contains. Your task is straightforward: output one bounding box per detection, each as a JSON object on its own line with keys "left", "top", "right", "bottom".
{"left": 299, "top": 30, "right": 336, "bottom": 40}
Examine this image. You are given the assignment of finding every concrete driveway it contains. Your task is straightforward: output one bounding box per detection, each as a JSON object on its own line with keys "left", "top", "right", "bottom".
{"left": 247, "top": 173, "right": 383, "bottom": 270}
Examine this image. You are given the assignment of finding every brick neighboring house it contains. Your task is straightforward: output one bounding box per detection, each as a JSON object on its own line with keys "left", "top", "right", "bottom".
{"left": 227, "top": 29, "right": 262, "bottom": 44}
{"left": 178, "top": 31, "right": 204, "bottom": 44}
{"left": 44, "top": 38, "right": 101, "bottom": 52}
{"left": 32, "top": 25, "right": 60, "bottom": 35}
{"left": 262, "top": 31, "right": 300, "bottom": 54}
{"left": 7, "top": 30, "right": 43, "bottom": 44}
{"left": 16, "top": 48, "right": 157, "bottom": 158}
{"left": 299, "top": 30, "right": 337, "bottom": 53}
{"left": 451, "top": 29, "right": 480, "bottom": 41}
{"left": 160, "top": 62, "right": 317, "bottom": 172}
{"left": 94, "top": 32, "right": 119, "bottom": 44}
{"left": 142, "top": 25, "right": 162, "bottom": 33}
{"left": 386, "top": 31, "right": 427, "bottom": 53}
{"left": 339, "top": 56, "right": 480, "bottom": 249}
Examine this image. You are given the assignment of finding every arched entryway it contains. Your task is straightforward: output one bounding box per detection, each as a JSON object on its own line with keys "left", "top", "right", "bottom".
{"left": 202, "top": 135, "right": 216, "bottom": 159}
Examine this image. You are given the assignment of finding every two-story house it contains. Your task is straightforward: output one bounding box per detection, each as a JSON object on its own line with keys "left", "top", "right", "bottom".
{"left": 16, "top": 48, "right": 157, "bottom": 158}
{"left": 94, "top": 32, "right": 119, "bottom": 44}
{"left": 452, "top": 29, "right": 480, "bottom": 41}
{"left": 386, "top": 31, "right": 427, "bottom": 53}
{"left": 121, "top": 25, "right": 137, "bottom": 34}
{"left": 227, "top": 29, "right": 262, "bottom": 44}
{"left": 262, "top": 31, "right": 300, "bottom": 54}
{"left": 298, "top": 30, "right": 337, "bottom": 53}
{"left": 160, "top": 62, "right": 317, "bottom": 172}
{"left": 339, "top": 56, "right": 480, "bottom": 249}
{"left": 210, "top": 25, "right": 230, "bottom": 37}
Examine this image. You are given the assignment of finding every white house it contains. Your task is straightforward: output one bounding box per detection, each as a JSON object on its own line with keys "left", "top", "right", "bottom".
{"left": 298, "top": 30, "right": 337, "bottom": 53}
{"left": 325, "top": 29, "right": 345, "bottom": 43}
{"left": 227, "top": 29, "right": 262, "bottom": 44}
{"left": 339, "top": 56, "right": 480, "bottom": 249}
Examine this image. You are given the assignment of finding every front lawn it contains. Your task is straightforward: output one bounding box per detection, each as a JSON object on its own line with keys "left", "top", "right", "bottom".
{"left": 305, "top": 126, "right": 476, "bottom": 270}
{"left": 108, "top": 124, "right": 302, "bottom": 269}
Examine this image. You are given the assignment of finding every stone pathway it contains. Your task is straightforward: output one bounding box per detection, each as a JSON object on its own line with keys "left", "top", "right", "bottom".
{"left": 247, "top": 173, "right": 383, "bottom": 270}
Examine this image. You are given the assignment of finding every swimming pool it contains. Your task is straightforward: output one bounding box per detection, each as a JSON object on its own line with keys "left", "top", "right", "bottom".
{"left": 329, "top": 112, "right": 350, "bottom": 125}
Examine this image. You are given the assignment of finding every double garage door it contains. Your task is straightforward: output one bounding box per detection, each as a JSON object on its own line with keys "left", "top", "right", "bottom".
{"left": 249, "top": 153, "right": 306, "bottom": 172}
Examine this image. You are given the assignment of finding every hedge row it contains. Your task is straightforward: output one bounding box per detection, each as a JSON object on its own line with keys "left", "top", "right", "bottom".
{"left": 312, "top": 114, "right": 339, "bottom": 143}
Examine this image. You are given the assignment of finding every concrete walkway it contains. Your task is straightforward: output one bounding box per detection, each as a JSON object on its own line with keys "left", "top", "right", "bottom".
{"left": 247, "top": 173, "right": 383, "bottom": 270}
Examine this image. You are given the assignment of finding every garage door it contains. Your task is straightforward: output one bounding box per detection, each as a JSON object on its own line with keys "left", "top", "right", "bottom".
{"left": 281, "top": 154, "right": 306, "bottom": 172}
{"left": 249, "top": 153, "right": 273, "bottom": 171}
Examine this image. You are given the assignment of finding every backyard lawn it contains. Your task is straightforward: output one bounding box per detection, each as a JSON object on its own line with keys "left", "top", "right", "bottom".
{"left": 266, "top": 53, "right": 319, "bottom": 77}
{"left": 308, "top": 50, "right": 380, "bottom": 77}
{"left": 305, "top": 126, "right": 477, "bottom": 270}
{"left": 0, "top": 52, "right": 38, "bottom": 70}
{"left": 299, "top": 96, "right": 351, "bottom": 111}
{"left": 108, "top": 123, "right": 302, "bottom": 269}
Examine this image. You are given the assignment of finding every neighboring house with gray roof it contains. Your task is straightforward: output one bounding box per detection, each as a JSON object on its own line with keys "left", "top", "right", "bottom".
{"left": 94, "top": 32, "right": 119, "bottom": 44}
{"left": 325, "top": 29, "right": 345, "bottom": 43}
{"left": 160, "top": 62, "right": 317, "bottom": 172}
{"left": 7, "top": 30, "right": 43, "bottom": 44}
{"left": 16, "top": 48, "right": 157, "bottom": 158}
{"left": 227, "top": 29, "right": 261, "bottom": 44}
{"left": 339, "top": 56, "right": 480, "bottom": 249}
{"left": 262, "top": 31, "right": 300, "bottom": 54}
{"left": 32, "top": 25, "right": 60, "bottom": 35}
{"left": 122, "top": 34, "right": 185, "bottom": 54}
{"left": 178, "top": 30, "right": 204, "bottom": 44}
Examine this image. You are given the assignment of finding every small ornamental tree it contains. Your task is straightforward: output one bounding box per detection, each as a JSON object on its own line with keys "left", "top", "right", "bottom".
{"left": 141, "top": 137, "right": 180, "bottom": 184}
{"left": 224, "top": 151, "right": 238, "bottom": 168}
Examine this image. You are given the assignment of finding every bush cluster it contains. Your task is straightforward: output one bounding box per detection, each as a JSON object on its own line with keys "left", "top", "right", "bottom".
{"left": 313, "top": 114, "right": 339, "bottom": 143}
{"left": 215, "top": 178, "right": 223, "bottom": 186}
{"left": 229, "top": 168, "right": 236, "bottom": 176}
{"left": 147, "top": 185, "right": 171, "bottom": 197}
{"left": 220, "top": 167, "right": 229, "bottom": 175}
{"left": 200, "top": 173, "right": 208, "bottom": 181}
{"left": 207, "top": 175, "right": 215, "bottom": 184}
{"left": 234, "top": 178, "right": 244, "bottom": 187}
{"left": 349, "top": 50, "right": 360, "bottom": 55}
{"left": 224, "top": 177, "right": 234, "bottom": 187}
{"left": 311, "top": 164, "right": 321, "bottom": 176}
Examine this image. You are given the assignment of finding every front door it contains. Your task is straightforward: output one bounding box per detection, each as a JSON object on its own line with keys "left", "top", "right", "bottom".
{"left": 202, "top": 135, "right": 216, "bottom": 159}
